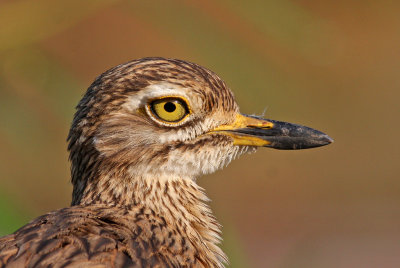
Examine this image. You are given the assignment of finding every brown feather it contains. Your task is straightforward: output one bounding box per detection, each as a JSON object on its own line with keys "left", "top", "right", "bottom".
{"left": 0, "top": 58, "right": 246, "bottom": 267}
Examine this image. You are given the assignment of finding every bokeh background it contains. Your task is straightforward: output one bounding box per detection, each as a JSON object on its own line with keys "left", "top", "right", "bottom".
{"left": 1, "top": 1, "right": 399, "bottom": 267}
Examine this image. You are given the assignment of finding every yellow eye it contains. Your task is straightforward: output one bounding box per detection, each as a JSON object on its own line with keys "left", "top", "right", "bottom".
{"left": 150, "top": 98, "right": 189, "bottom": 123}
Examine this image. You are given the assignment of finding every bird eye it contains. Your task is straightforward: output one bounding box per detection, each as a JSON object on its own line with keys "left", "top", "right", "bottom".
{"left": 149, "top": 98, "right": 189, "bottom": 123}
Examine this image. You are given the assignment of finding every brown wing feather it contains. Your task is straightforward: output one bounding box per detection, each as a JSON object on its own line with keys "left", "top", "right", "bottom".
{"left": 0, "top": 205, "right": 206, "bottom": 267}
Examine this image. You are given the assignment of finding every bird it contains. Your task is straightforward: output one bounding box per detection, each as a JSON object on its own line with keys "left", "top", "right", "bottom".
{"left": 0, "top": 57, "right": 332, "bottom": 267}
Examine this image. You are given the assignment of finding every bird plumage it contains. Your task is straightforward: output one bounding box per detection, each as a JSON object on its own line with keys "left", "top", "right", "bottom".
{"left": 0, "top": 57, "right": 332, "bottom": 267}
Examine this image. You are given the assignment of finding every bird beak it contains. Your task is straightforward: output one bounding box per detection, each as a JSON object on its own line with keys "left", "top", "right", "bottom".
{"left": 210, "top": 114, "right": 333, "bottom": 149}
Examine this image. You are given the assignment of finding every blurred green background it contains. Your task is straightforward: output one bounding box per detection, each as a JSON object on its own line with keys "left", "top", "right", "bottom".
{"left": 1, "top": 1, "right": 399, "bottom": 267}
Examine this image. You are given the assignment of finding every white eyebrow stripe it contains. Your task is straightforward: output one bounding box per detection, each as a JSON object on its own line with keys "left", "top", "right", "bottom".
{"left": 123, "top": 82, "right": 193, "bottom": 112}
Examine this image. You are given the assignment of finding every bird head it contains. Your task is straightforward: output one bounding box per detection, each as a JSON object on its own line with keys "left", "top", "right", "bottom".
{"left": 68, "top": 57, "right": 332, "bottom": 205}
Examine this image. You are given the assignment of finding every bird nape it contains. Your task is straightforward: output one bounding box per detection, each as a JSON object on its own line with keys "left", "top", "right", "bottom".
{"left": 0, "top": 57, "right": 332, "bottom": 267}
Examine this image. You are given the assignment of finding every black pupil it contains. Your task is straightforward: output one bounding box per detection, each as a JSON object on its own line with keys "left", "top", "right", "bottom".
{"left": 164, "top": 102, "right": 176, "bottom": 113}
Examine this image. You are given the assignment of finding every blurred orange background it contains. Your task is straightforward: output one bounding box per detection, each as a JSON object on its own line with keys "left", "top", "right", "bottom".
{"left": 1, "top": 1, "right": 399, "bottom": 267}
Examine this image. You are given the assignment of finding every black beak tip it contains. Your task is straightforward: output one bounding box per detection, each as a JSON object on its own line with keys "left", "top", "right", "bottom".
{"left": 323, "top": 135, "right": 334, "bottom": 145}
{"left": 311, "top": 134, "right": 334, "bottom": 148}
{"left": 262, "top": 123, "right": 334, "bottom": 150}
{"left": 300, "top": 129, "right": 334, "bottom": 149}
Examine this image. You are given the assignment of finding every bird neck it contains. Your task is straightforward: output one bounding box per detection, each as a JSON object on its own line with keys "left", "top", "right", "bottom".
{"left": 75, "top": 174, "right": 227, "bottom": 266}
